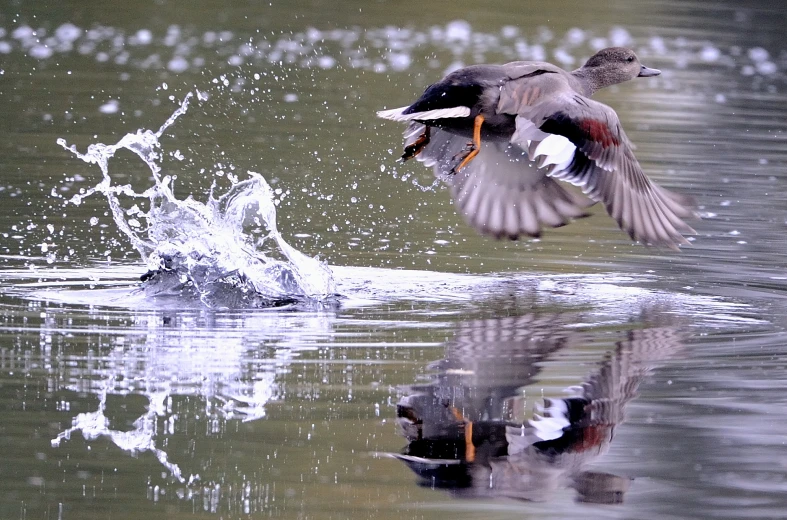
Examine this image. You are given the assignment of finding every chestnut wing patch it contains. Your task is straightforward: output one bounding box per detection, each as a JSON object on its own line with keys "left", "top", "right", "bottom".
{"left": 504, "top": 91, "right": 697, "bottom": 249}
{"left": 539, "top": 112, "right": 620, "bottom": 148}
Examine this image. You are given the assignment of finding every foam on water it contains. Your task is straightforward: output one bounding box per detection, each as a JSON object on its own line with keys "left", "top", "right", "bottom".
{"left": 56, "top": 92, "right": 336, "bottom": 308}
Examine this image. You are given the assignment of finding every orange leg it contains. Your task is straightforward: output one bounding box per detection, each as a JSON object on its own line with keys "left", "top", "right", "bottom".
{"left": 451, "top": 114, "right": 485, "bottom": 173}
{"left": 400, "top": 126, "right": 431, "bottom": 162}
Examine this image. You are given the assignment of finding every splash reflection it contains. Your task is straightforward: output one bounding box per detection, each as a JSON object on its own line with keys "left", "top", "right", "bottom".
{"left": 393, "top": 312, "right": 684, "bottom": 504}
{"left": 46, "top": 310, "right": 332, "bottom": 488}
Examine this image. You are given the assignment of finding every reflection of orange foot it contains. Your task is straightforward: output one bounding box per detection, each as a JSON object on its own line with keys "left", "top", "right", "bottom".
{"left": 448, "top": 405, "right": 465, "bottom": 422}
{"left": 465, "top": 421, "right": 475, "bottom": 462}
{"left": 400, "top": 126, "right": 431, "bottom": 162}
{"left": 448, "top": 405, "right": 475, "bottom": 462}
{"left": 450, "top": 114, "right": 484, "bottom": 174}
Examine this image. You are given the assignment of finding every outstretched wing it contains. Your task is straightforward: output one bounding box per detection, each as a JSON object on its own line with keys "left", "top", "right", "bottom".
{"left": 403, "top": 121, "right": 594, "bottom": 239}
{"left": 499, "top": 85, "right": 696, "bottom": 249}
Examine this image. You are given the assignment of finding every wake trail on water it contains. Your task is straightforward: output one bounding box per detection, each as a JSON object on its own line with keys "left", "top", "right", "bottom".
{"left": 57, "top": 92, "right": 336, "bottom": 308}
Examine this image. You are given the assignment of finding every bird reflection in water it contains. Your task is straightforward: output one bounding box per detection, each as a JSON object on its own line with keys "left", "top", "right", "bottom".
{"left": 392, "top": 313, "right": 683, "bottom": 504}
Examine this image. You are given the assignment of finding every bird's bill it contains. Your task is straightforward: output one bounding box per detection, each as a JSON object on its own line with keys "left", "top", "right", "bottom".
{"left": 638, "top": 65, "right": 661, "bottom": 77}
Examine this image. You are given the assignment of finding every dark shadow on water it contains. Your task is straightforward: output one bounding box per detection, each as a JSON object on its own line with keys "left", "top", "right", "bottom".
{"left": 392, "top": 310, "right": 684, "bottom": 504}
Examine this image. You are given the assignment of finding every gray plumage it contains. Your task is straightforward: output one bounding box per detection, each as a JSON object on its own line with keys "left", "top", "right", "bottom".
{"left": 378, "top": 47, "right": 697, "bottom": 249}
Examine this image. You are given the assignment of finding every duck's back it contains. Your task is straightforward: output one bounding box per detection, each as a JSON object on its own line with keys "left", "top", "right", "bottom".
{"left": 401, "top": 65, "right": 510, "bottom": 116}
{"left": 403, "top": 61, "right": 580, "bottom": 120}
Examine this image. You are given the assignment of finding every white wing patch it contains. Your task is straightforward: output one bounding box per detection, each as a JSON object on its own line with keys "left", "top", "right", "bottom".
{"left": 511, "top": 116, "right": 576, "bottom": 173}
{"left": 534, "top": 134, "right": 575, "bottom": 170}
{"left": 376, "top": 106, "right": 471, "bottom": 122}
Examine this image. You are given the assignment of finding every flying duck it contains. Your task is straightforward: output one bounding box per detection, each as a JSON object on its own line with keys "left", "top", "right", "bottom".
{"left": 377, "top": 47, "right": 696, "bottom": 249}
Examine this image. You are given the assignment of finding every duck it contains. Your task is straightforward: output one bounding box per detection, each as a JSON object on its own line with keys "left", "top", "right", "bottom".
{"left": 377, "top": 47, "right": 697, "bottom": 249}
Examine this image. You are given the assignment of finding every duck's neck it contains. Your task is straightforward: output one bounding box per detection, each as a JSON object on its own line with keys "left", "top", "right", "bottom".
{"left": 570, "top": 68, "right": 602, "bottom": 96}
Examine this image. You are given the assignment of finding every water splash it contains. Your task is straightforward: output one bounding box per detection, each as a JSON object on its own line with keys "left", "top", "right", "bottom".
{"left": 57, "top": 92, "right": 336, "bottom": 307}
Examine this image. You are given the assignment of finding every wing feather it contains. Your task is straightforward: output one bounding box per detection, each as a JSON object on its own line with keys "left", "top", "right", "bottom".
{"left": 498, "top": 84, "right": 696, "bottom": 249}
{"left": 406, "top": 124, "right": 593, "bottom": 239}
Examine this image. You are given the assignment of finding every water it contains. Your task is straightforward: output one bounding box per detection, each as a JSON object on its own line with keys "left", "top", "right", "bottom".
{"left": 1, "top": 1, "right": 787, "bottom": 519}
{"left": 56, "top": 92, "right": 335, "bottom": 308}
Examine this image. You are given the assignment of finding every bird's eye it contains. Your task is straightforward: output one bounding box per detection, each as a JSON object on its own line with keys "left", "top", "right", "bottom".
{"left": 626, "top": 56, "right": 635, "bottom": 63}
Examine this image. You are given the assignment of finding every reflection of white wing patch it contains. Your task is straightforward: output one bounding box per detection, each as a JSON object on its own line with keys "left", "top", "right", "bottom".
{"left": 529, "top": 398, "right": 571, "bottom": 441}
{"left": 377, "top": 106, "right": 471, "bottom": 122}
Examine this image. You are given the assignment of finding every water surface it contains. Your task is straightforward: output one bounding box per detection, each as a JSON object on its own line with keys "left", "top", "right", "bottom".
{"left": 1, "top": 1, "right": 787, "bottom": 519}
